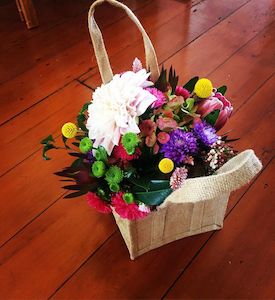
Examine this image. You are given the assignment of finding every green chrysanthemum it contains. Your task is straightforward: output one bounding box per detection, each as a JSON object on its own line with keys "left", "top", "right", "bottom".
{"left": 105, "top": 166, "right": 123, "bottom": 185}
{"left": 92, "top": 161, "right": 106, "bottom": 178}
{"left": 109, "top": 183, "right": 120, "bottom": 193}
{"left": 95, "top": 146, "right": 108, "bottom": 162}
{"left": 122, "top": 132, "right": 139, "bottom": 154}
{"left": 123, "top": 193, "right": 134, "bottom": 204}
{"left": 79, "top": 137, "right": 93, "bottom": 153}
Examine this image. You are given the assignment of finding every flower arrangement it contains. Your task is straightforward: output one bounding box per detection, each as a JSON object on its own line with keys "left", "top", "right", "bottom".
{"left": 41, "top": 58, "right": 236, "bottom": 221}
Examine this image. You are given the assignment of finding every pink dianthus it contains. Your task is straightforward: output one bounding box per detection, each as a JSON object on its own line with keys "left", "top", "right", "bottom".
{"left": 111, "top": 192, "right": 150, "bottom": 220}
{"left": 175, "top": 86, "right": 190, "bottom": 99}
{"left": 87, "top": 192, "right": 112, "bottom": 214}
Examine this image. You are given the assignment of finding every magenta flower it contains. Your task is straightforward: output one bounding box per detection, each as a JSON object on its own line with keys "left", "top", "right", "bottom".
{"left": 146, "top": 87, "right": 166, "bottom": 108}
{"left": 197, "top": 92, "right": 233, "bottom": 131}
{"left": 175, "top": 86, "right": 190, "bottom": 99}
{"left": 112, "top": 192, "right": 149, "bottom": 220}
{"left": 87, "top": 192, "right": 112, "bottom": 214}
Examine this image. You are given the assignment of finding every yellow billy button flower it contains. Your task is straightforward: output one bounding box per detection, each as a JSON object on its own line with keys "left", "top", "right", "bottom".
{"left": 158, "top": 158, "right": 174, "bottom": 174}
{"left": 194, "top": 78, "right": 213, "bottom": 98}
{"left": 61, "top": 122, "right": 77, "bottom": 139}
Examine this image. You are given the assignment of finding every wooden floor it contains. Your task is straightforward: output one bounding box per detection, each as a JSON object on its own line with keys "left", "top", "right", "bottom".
{"left": 0, "top": 0, "right": 274, "bottom": 298}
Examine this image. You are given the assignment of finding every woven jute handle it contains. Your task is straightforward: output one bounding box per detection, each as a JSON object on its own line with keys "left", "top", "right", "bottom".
{"left": 88, "top": 0, "right": 160, "bottom": 84}
{"left": 162, "top": 149, "right": 262, "bottom": 207}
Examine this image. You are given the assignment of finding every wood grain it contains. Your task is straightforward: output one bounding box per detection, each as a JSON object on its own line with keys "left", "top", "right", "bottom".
{"left": 165, "top": 159, "right": 275, "bottom": 299}
{"left": 0, "top": 0, "right": 274, "bottom": 298}
{"left": 0, "top": 0, "right": 187, "bottom": 125}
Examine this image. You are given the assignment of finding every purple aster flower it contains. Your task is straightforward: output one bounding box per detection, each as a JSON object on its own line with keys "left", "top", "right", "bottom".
{"left": 86, "top": 150, "right": 95, "bottom": 163}
{"left": 146, "top": 87, "right": 166, "bottom": 108}
{"left": 160, "top": 129, "right": 198, "bottom": 165}
{"left": 193, "top": 121, "right": 218, "bottom": 146}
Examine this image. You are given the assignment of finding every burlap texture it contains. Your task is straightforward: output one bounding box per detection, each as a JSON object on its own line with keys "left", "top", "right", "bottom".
{"left": 88, "top": 0, "right": 160, "bottom": 83}
{"left": 113, "top": 150, "right": 262, "bottom": 259}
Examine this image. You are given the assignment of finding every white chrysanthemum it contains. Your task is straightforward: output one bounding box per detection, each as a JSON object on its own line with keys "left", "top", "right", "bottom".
{"left": 86, "top": 69, "right": 156, "bottom": 155}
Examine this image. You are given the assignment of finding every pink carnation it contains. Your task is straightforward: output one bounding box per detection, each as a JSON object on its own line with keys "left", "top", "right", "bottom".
{"left": 87, "top": 192, "right": 112, "bottom": 214}
{"left": 175, "top": 86, "right": 190, "bottom": 99}
{"left": 146, "top": 87, "right": 166, "bottom": 108}
{"left": 111, "top": 192, "right": 150, "bottom": 220}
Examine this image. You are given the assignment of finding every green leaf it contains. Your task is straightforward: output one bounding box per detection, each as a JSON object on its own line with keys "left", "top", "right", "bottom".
{"left": 204, "top": 109, "right": 220, "bottom": 127}
{"left": 70, "top": 158, "right": 84, "bottom": 169}
{"left": 217, "top": 85, "right": 227, "bottom": 95}
{"left": 128, "top": 176, "right": 151, "bottom": 192}
{"left": 183, "top": 98, "right": 195, "bottom": 112}
{"left": 79, "top": 102, "right": 90, "bottom": 114}
{"left": 75, "top": 135, "right": 84, "bottom": 141}
{"left": 40, "top": 135, "right": 54, "bottom": 145}
{"left": 77, "top": 114, "right": 87, "bottom": 132}
{"left": 62, "top": 135, "right": 71, "bottom": 149}
{"left": 64, "top": 190, "right": 88, "bottom": 199}
{"left": 62, "top": 185, "right": 82, "bottom": 190}
{"left": 42, "top": 144, "right": 57, "bottom": 160}
{"left": 68, "top": 152, "right": 86, "bottom": 158}
{"left": 134, "top": 188, "right": 172, "bottom": 206}
{"left": 154, "top": 66, "right": 168, "bottom": 92}
{"left": 183, "top": 76, "right": 199, "bottom": 93}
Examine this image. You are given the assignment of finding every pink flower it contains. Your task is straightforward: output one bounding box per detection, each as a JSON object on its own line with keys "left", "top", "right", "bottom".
{"left": 139, "top": 119, "right": 156, "bottom": 137}
{"left": 197, "top": 92, "right": 233, "bottom": 131}
{"left": 113, "top": 142, "right": 141, "bottom": 161}
{"left": 145, "top": 132, "right": 157, "bottom": 147}
{"left": 157, "top": 132, "right": 170, "bottom": 144}
{"left": 146, "top": 87, "right": 166, "bottom": 108}
{"left": 87, "top": 192, "right": 112, "bottom": 214}
{"left": 111, "top": 192, "right": 150, "bottom": 220}
{"left": 170, "top": 167, "right": 188, "bottom": 191}
{"left": 156, "top": 117, "right": 178, "bottom": 131}
{"left": 132, "top": 58, "right": 143, "bottom": 73}
{"left": 175, "top": 86, "right": 190, "bottom": 99}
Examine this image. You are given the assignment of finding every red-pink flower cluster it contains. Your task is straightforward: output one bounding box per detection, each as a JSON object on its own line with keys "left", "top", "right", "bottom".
{"left": 111, "top": 192, "right": 150, "bottom": 220}
{"left": 87, "top": 192, "right": 112, "bottom": 214}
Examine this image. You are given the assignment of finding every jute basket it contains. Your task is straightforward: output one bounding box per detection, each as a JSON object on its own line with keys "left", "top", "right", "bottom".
{"left": 88, "top": 0, "right": 262, "bottom": 260}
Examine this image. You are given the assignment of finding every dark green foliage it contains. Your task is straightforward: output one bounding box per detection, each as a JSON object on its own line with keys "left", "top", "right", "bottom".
{"left": 77, "top": 102, "right": 90, "bottom": 132}
{"left": 133, "top": 180, "right": 172, "bottom": 206}
{"left": 64, "top": 190, "right": 89, "bottom": 199}
{"left": 42, "top": 144, "right": 58, "bottom": 160}
{"left": 183, "top": 76, "right": 199, "bottom": 93}
{"left": 62, "top": 135, "right": 70, "bottom": 149}
{"left": 40, "top": 135, "right": 55, "bottom": 145}
{"left": 154, "top": 66, "right": 179, "bottom": 94}
{"left": 40, "top": 135, "right": 57, "bottom": 160}
{"left": 154, "top": 66, "right": 168, "bottom": 92}
{"left": 168, "top": 66, "right": 179, "bottom": 94}
{"left": 68, "top": 152, "right": 86, "bottom": 158}
{"left": 217, "top": 85, "right": 227, "bottom": 95}
{"left": 204, "top": 109, "right": 220, "bottom": 127}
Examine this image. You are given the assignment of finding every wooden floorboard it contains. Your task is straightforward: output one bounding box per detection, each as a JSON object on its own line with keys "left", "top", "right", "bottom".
{"left": 0, "top": 0, "right": 274, "bottom": 299}
{"left": 164, "top": 159, "right": 275, "bottom": 299}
